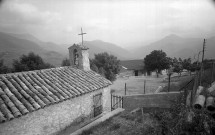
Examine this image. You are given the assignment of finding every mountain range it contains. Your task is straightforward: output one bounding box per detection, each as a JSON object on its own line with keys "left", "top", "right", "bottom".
{"left": 0, "top": 31, "right": 134, "bottom": 67}
{"left": 0, "top": 31, "right": 215, "bottom": 67}
{"left": 133, "top": 34, "right": 215, "bottom": 60}
{"left": 0, "top": 32, "right": 65, "bottom": 67}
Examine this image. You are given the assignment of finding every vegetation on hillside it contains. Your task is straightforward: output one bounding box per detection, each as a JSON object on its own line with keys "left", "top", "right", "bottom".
{"left": 151, "top": 94, "right": 215, "bottom": 135}
{"left": 0, "top": 52, "right": 54, "bottom": 74}
{"left": 12, "top": 52, "right": 54, "bottom": 72}
{"left": 80, "top": 109, "right": 159, "bottom": 135}
{"left": 90, "top": 52, "right": 121, "bottom": 81}
{"left": 0, "top": 59, "right": 11, "bottom": 74}
{"left": 61, "top": 58, "right": 70, "bottom": 66}
{"left": 79, "top": 93, "right": 215, "bottom": 135}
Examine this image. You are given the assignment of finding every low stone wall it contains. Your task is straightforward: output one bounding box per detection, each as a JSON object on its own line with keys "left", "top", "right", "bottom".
{"left": 123, "top": 92, "right": 181, "bottom": 111}
{"left": 71, "top": 108, "right": 124, "bottom": 135}
{"left": 0, "top": 87, "right": 111, "bottom": 135}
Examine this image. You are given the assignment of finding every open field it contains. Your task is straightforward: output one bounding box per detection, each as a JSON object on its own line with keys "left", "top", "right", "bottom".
{"left": 80, "top": 109, "right": 159, "bottom": 135}
{"left": 111, "top": 73, "right": 194, "bottom": 95}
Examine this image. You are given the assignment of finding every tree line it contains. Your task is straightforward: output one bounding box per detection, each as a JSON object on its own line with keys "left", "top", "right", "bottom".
{"left": 0, "top": 52, "right": 54, "bottom": 74}
{"left": 1, "top": 52, "right": 121, "bottom": 82}
{"left": 1, "top": 50, "right": 206, "bottom": 82}
{"left": 143, "top": 50, "right": 208, "bottom": 77}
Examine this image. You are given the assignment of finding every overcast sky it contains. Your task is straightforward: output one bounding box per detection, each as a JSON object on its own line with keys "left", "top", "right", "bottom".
{"left": 0, "top": 0, "right": 215, "bottom": 48}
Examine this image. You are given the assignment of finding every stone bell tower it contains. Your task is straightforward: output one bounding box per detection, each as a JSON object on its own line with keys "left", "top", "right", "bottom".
{"left": 68, "top": 44, "right": 90, "bottom": 71}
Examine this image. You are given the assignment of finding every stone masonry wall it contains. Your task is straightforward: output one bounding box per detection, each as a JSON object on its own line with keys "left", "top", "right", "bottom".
{"left": 81, "top": 50, "right": 90, "bottom": 71}
{"left": 102, "top": 86, "right": 111, "bottom": 113}
{"left": 0, "top": 87, "right": 111, "bottom": 135}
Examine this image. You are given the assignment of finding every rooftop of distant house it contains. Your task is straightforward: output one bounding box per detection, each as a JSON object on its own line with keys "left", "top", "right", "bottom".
{"left": 120, "top": 59, "right": 144, "bottom": 70}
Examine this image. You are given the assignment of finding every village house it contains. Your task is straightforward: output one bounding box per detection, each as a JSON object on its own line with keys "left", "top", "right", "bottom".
{"left": 0, "top": 44, "right": 112, "bottom": 135}
{"left": 120, "top": 59, "right": 146, "bottom": 76}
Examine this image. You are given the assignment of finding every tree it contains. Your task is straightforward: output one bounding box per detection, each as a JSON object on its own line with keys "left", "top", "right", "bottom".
{"left": 91, "top": 64, "right": 99, "bottom": 73}
{"left": 89, "top": 59, "right": 99, "bottom": 73}
{"left": 98, "top": 67, "right": 106, "bottom": 77}
{"left": 172, "top": 57, "right": 183, "bottom": 76}
{"left": 61, "top": 58, "right": 70, "bottom": 66}
{"left": 190, "top": 62, "right": 200, "bottom": 72}
{"left": 182, "top": 58, "right": 191, "bottom": 71}
{"left": 0, "top": 59, "right": 11, "bottom": 74}
{"left": 144, "top": 50, "right": 170, "bottom": 77}
{"left": 91, "top": 52, "right": 120, "bottom": 81}
{"left": 13, "top": 52, "right": 54, "bottom": 72}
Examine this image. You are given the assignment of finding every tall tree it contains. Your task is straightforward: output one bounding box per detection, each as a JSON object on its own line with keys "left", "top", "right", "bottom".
{"left": 91, "top": 52, "right": 120, "bottom": 81}
{"left": 172, "top": 57, "right": 183, "bottom": 76}
{"left": 90, "top": 59, "right": 99, "bottom": 73}
{"left": 13, "top": 52, "right": 54, "bottom": 72}
{"left": 144, "top": 50, "right": 170, "bottom": 77}
{"left": 182, "top": 58, "right": 192, "bottom": 71}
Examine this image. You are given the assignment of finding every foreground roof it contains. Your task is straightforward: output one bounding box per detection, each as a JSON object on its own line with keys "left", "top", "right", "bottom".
{"left": 0, "top": 67, "right": 111, "bottom": 123}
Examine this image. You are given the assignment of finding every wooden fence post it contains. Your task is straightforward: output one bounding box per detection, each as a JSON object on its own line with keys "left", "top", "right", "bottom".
{"left": 122, "top": 97, "right": 123, "bottom": 108}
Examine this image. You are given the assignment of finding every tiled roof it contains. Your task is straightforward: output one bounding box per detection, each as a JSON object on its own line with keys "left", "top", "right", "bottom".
{"left": 0, "top": 67, "right": 111, "bottom": 123}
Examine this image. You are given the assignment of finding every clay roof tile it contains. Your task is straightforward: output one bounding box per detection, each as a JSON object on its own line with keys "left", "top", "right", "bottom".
{"left": 0, "top": 66, "right": 111, "bottom": 123}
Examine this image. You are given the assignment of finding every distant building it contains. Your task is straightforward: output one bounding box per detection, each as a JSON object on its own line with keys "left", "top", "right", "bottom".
{"left": 120, "top": 59, "right": 146, "bottom": 76}
{"left": 0, "top": 44, "right": 112, "bottom": 135}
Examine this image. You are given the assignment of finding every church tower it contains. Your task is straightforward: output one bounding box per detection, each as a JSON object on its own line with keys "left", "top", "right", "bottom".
{"left": 68, "top": 44, "right": 90, "bottom": 71}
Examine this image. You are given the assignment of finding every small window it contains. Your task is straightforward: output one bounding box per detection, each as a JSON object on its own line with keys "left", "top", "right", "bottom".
{"left": 74, "top": 49, "right": 79, "bottom": 66}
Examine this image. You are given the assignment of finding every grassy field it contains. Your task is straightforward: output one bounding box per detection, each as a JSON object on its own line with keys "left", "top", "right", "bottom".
{"left": 80, "top": 109, "right": 160, "bottom": 135}
{"left": 111, "top": 73, "right": 193, "bottom": 95}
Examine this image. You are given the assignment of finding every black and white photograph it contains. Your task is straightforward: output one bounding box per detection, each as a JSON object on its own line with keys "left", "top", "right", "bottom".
{"left": 0, "top": 0, "right": 215, "bottom": 134}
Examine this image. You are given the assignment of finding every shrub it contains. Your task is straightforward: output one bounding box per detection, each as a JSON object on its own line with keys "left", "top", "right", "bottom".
{"left": 81, "top": 129, "right": 93, "bottom": 135}
{"left": 150, "top": 93, "right": 215, "bottom": 135}
{"left": 109, "top": 123, "right": 120, "bottom": 130}
{"left": 13, "top": 52, "right": 54, "bottom": 72}
{"left": 120, "top": 112, "right": 137, "bottom": 121}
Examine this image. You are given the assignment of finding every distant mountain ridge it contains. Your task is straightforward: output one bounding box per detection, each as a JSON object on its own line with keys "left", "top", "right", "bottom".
{"left": 0, "top": 32, "right": 64, "bottom": 67}
{"left": 0, "top": 31, "right": 135, "bottom": 67}
{"left": 133, "top": 34, "right": 215, "bottom": 60}
{"left": 83, "top": 40, "right": 134, "bottom": 60}
{"left": 1, "top": 31, "right": 215, "bottom": 68}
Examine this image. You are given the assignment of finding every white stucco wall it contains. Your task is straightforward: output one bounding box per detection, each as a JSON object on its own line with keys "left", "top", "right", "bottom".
{"left": 0, "top": 87, "right": 111, "bottom": 135}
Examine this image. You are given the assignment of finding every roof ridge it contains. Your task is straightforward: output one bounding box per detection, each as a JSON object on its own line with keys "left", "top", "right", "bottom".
{"left": 0, "top": 66, "right": 74, "bottom": 77}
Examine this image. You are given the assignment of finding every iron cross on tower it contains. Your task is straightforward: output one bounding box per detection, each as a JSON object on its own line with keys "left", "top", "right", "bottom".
{"left": 78, "top": 28, "right": 87, "bottom": 46}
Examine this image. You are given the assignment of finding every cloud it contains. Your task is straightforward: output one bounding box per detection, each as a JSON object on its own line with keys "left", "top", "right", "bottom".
{"left": 0, "top": 0, "right": 61, "bottom": 33}
{"left": 0, "top": 0, "right": 215, "bottom": 46}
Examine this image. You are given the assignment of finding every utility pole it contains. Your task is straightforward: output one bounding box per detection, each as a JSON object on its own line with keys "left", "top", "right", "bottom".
{"left": 124, "top": 83, "right": 127, "bottom": 95}
{"left": 200, "top": 39, "right": 206, "bottom": 85}
{"left": 78, "top": 28, "right": 87, "bottom": 46}
{"left": 144, "top": 80, "right": 146, "bottom": 94}
{"left": 211, "top": 60, "right": 214, "bottom": 86}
